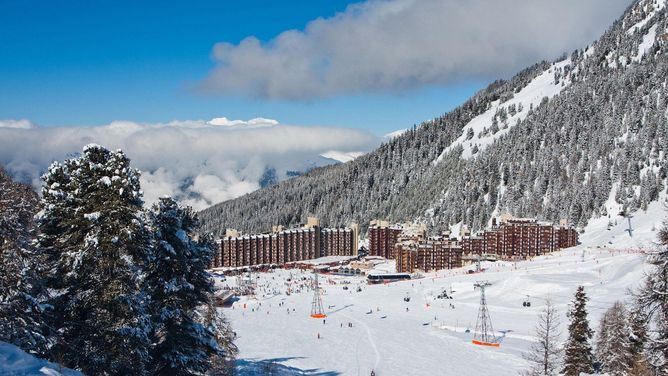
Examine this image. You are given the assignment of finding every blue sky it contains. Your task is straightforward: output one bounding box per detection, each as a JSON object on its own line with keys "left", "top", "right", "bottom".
{"left": 0, "top": 0, "right": 630, "bottom": 135}
{"left": 0, "top": 0, "right": 482, "bottom": 134}
{"left": 0, "top": 0, "right": 633, "bottom": 209}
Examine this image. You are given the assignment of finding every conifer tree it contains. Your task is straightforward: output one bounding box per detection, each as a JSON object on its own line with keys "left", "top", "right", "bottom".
{"left": 145, "top": 197, "right": 222, "bottom": 375}
{"left": 596, "top": 301, "right": 633, "bottom": 376}
{"left": 562, "top": 286, "right": 594, "bottom": 376}
{"left": 522, "top": 299, "right": 561, "bottom": 376}
{"left": 200, "top": 297, "right": 238, "bottom": 376}
{"left": 0, "top": 166, "right": 49, "bottom": 354}
{"left": 38, "top": 144, "right": 151, "bottom": 375}
{"left": 636, "top": 216, "right": 668, "bottom": 375}
{"left": 627, "top": 306, "right": 651, "bottom": 376}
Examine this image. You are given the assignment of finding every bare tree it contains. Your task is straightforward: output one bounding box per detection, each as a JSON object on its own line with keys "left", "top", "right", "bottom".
{"left": 522, "top": 299, "right": 562, "bottom": 376}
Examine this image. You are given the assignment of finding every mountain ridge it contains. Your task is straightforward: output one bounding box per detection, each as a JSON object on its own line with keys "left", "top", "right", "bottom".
{"left": 200, "top": 0, "right": 668, "bottom": 237}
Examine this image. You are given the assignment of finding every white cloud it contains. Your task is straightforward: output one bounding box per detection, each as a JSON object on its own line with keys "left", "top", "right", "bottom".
{"left": 208, "top": 117, "right": 279, "bottom": 128}
{"left": 198, "top": 0, "right": 631, "bottom": 99}
{"left": 0, "top": 119, "right": 35, "bottom": 129}
{"left": 0, "top": 118, "right": 378, "bottom": 210}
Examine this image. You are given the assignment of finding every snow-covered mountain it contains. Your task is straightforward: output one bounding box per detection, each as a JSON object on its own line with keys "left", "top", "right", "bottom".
{"left": 200, "top": 0, "right": 668, "bottom": 235}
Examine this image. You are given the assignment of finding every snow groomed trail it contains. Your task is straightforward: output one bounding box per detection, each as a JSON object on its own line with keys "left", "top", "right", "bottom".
{"left": 221, "top": 246, "right": 648, "bottom": 375}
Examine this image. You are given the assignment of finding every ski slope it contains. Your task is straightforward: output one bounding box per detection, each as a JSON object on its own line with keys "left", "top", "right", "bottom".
{"left": 221, "top": 245, "right": 650, "bottom": 376}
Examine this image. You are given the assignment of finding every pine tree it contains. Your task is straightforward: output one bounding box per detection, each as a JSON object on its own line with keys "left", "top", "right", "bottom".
{"left": 596, "top": 301, "right": 633, "bottom": 376}
{"left": 636, "top": 215, "right": 668, "bottom": 375}
{"left": 627, "top": 306, "right": 651, "bottom": 376}
{"left": 522, "top": 299, "right": 561, "bottom": 376}
{"left": 562, "top": 286, "right": 594, "bottom": 376}
{"left": 200, "top": 297, "right": 238, "bottom": 376}
{"left": 38, "top": 144, "right": 152, "bottom": 375}
{"left": 145, "top": 197, "right": 222, "bottom": 375}
{"left": 0, "top": 166, "right": 49, "bottom": 354}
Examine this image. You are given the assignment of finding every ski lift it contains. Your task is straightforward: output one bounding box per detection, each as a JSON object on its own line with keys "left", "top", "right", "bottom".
{"left": 522, "top": 295, "right": 531, "bottom": 307}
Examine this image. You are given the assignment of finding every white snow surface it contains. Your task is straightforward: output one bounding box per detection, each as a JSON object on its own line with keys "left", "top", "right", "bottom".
{"left": 319, "top": 150, "right": 366, "bottom": 163}
{"left": 581, "top": 187, "right": 668, "bottom": 249}
{"left": 222, "top": 245, "right": 652, "bottom": 375}
{"left": 632, "top": 24, "right": 658, "bottom": 62}
{"left": 0, "top": 341, "right": 82, "bottom": 376}
{"left": 433, "top": 59, "right": 572, "bottom": 164}
{"left": 383, "top": 128, "right": 409, "bottom": 140}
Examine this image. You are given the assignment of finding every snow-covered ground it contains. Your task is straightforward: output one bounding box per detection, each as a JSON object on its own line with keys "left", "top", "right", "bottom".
{"left": 0, "top": 342, "right": 81, "bottom": 376}
{"left": 221, "top": 244, "right": 650, "bottom": 375}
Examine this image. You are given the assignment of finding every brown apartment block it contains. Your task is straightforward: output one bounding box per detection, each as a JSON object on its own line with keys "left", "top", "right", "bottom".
{"left": 461, "top": 218, "right": 578, "bottom": 260}
{"left": 211, "top": 218, "right": 359, "bottom": 268}
{"left": 395, "top": 240, "right": 463, "bottom": 273}
{"left": 368, "top": 222, "right": 402, "bottom": 259}
{"left": 393, "top": 216, "right": 577, "bottom": 273}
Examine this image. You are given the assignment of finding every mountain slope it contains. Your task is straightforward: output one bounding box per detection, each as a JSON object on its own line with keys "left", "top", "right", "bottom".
{"left": 200, "top": 0, "right": 668, "bottom": 236}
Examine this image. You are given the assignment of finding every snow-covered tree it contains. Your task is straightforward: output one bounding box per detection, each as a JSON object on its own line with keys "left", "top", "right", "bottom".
{"left": 636, "top": 216, "right": 668, "bottom": 375}
{"left": 522, "top": 299, "right": 561, "bottom": 376}
{"left": 200, "top": 297, "right": 238, "bottom": 376}
{"left": 145, "top": 196, "right": 222, "bottom": 375}
{"left": 38, "top": 144, "right": 152, "bottom": 375}
{"left": 562, "top": 286, "right": 594, "bottom": 376}
{"left": 596, "top": 301, "right": 633, "bottom": 376}
{"left": 627, "top": 305, "right": 652, "bottom": 376}
{"left": 0, "top": 166, "right": 49, "bottom": 354}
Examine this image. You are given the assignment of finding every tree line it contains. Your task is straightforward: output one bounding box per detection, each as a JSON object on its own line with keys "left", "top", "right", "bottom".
{"left": 523, "top": 220, "right": 668, "bottom": 375}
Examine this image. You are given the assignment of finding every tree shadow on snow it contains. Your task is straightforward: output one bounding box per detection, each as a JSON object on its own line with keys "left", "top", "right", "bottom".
{"left": 236, "top": 357, "right": 341, "bottom": 376}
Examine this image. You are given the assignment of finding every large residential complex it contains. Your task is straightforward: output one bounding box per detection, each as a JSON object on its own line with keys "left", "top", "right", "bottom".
{"left": 459, "top": 216, "right": 578, "bottom": 259}
{"left": 378, "top": 215, "right": 578, "bottom": 273}
{"left": 210, "top": 218, "right": 359, "bottom": 268}
{"left": 210, "top": 215, "right": 578, "bottom": 272}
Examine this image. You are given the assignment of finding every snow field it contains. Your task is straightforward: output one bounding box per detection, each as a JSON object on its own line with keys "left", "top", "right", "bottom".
{"left": 221, "top": 246, "right": 648, "bottom": 376}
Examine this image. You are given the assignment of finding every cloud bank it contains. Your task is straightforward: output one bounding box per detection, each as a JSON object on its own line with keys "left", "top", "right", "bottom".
{"left": 199, "top": 0, "right": 631, "bottom": 99}
{"left": 0, "top": 118, "right": 379, "bottom": 210}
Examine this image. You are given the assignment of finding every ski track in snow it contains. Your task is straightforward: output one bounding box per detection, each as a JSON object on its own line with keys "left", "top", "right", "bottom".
{"left": 340, "top": 310, "right": 381, "bottom": 372}
{"left": 219, "top": 239, "right": 652, "bottom": 375}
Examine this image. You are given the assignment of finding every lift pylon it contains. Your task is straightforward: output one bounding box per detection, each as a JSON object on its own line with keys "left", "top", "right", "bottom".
{"left": 310, "top": 271, "right": 327, "bottom": 319}
{"left": 472, "top": 280, "right": 499, "bottom": 347}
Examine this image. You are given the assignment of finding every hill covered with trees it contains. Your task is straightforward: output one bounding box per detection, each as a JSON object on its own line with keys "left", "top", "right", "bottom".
{"left": 201, "top": 0, "right": 668, "bottom": 236}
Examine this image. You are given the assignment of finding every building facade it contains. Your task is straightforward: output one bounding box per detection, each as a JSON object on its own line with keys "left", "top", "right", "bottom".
{"left": 368, "top": 220, "right": 415, "bottom": 259}
{"left": 211, "top": 219, "right": 359, "bottom": 268}
{"left": 395, "top": 240, "right": 463, "bottom": 273}
{"left": 461, "top": 218, "right": 578, "bottom": 260}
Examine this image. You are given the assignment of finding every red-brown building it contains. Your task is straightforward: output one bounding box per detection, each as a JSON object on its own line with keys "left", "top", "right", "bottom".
{"left": 368, "top": 223, "right": 402, "bottom": 259}
{"left": 211, "top": 219, "right": 359, "bottom": 268}
{"left": 461, "top": 218, "right": 578, "bottom": 260}
{"left": 395, "top": 240, "right": 463, "bottom": 273}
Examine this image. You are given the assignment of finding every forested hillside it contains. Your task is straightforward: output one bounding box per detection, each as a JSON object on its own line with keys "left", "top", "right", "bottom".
{"left": 200, "top": 0, "right": 668, "bottom": 236}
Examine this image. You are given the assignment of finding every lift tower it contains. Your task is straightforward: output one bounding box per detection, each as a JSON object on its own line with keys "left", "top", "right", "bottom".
{"left": 472, "top": 281, "right": 499, "bottom": 347}
{"left": 310, "top": 271, "right": 327, "bottom": 318}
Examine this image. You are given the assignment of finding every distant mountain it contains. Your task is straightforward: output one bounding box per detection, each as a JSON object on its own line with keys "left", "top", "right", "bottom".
{"left": 200, "top": 0, "right": 668, "bottom": 236}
